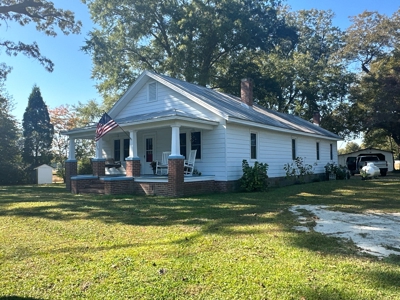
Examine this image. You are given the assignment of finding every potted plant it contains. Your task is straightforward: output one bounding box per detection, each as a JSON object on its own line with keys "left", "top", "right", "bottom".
{"left": 150, "top": 161, "right": 157, "bottom": 174}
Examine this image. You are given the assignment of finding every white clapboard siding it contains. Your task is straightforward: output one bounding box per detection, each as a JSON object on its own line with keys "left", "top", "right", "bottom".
{"left": 196, "top": 124, "right": 227, "bottom": 180}
{"left": 225, "top": 123, "right": 339, "bottom": 180}
{"left": 116, "top": 81, "right": 215, "bottom": 121}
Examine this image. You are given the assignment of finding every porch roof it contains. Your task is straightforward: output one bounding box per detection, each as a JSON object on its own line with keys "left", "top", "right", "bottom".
{"left": 63, "top": 109, "right": 219, "bottom": 139}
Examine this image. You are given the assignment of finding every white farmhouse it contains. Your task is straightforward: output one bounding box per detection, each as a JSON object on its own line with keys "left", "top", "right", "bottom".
{"left": 63, "top": 71, "right": 341, "bottom": 196}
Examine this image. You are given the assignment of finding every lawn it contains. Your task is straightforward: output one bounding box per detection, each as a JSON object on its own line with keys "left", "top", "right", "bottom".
{"left": 1, "top": 175, "right": 400, "bottom": 299}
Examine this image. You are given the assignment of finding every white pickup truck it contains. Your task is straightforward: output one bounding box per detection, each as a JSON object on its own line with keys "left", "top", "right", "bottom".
{"left": 347, "top": 155, "right": 388, "bottom": 176}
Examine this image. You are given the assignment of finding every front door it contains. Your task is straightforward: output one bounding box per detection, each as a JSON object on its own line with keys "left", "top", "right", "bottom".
{"left": 143, "top": 134, "right": 155, "bottom": 174}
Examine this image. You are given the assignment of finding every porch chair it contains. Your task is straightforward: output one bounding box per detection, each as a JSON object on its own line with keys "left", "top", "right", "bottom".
{"left": 184, "top": 149, "right": 197, "bottom": 176}
{"left": 156, "top": 151, "right": 171, "bottom": 175}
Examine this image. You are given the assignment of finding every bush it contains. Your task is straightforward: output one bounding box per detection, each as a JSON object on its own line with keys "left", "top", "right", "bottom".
{"left": 324, "top": 162, "right": 349, "bottom": 180}
{"left": 0, "top": 164, "right": 26, "bottom": 185}
{"left": 335, "top": 167, "right": 349, "bottom": 180}
{"left": 283, "top": 157, "right": 314, "bottom": 180}
{"left": 78, "top": 158, "right": 93, "bottom": 175}
{"left": 240, "top": 160, "right": 269, "bottom": 192}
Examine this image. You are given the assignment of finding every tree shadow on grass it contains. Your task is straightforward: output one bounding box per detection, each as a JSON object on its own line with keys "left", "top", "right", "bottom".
{"left": 1, "top": 178, "right": 400, "bottom": 230}
{"left": 2, "top": 179, "right": 400, "bottom": 296}
{"left": 0, "top": 297, "right": 43, "bottom": 300}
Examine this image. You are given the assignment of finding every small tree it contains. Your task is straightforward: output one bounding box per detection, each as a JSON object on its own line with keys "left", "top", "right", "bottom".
{"left": 22, "top": 85, "right": 54, "bottom": 179}
{"left": 49, "top": 104, "right": 80, "bottom": 181}
{"left": 240, "top": 160, "right": 269, "bottom": 192}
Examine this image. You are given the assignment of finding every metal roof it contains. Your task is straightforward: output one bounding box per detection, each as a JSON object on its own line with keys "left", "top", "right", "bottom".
{"left": 148, "top": 71, "right": 341, "bottom": 140}
{"left": 65, "top": 71, "right": 341, "bottom": 140}
{"left": 115, "top": 109, "right": 216, "bottom": 124}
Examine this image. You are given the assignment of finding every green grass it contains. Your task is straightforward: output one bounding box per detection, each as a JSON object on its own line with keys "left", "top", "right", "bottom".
{"left": 1, "top": 175, "right": 400, "bottom": 299}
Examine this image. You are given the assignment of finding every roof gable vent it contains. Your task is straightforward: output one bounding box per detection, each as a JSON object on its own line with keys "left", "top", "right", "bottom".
{"left": 148, "top": 82, "right": 157, "bottom": 102}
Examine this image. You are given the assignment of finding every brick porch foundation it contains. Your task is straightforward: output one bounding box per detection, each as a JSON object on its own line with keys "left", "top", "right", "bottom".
{"left": 92, "top": 159, "right": 106, "bottom": 176}
{"left": 65, "top": 159, "right": 77, "bottom": 191}
{"left": 126, "top": 158, "right": 141, "bottom": 177}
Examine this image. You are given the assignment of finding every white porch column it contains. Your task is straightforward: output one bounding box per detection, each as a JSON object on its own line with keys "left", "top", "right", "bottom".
{"left": 68, "top": 138, "right": 76, "bottom": 160}
{"left": 95, "top": 139, "right": 103, "bottom": 159}
{"left": 170, "top": 125, "right": 181, "bottom": 156}
{"left": 129, "top": 130, "right": 139, "bottom": 158}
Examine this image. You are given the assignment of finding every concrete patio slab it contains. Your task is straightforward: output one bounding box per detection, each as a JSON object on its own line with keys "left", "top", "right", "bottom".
{"left": 289, "top": 205, "right": 400, "bottom": 258}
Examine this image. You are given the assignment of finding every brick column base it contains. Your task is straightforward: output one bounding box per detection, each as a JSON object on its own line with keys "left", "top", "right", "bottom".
{"left": 65, "top": 159, "right": 77, "bottom": 191}
{"left": 92, "top": 158, "right": 106, "bottom": 176}
{"left": 168, "top": 156, "right": 184, "bottom": 197}
{"left": 126, "top": 157, "right": 141, "bottom": 177}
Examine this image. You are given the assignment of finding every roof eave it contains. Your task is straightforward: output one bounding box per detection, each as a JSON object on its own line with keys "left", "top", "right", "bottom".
{"left": 227, "top": 117, "right": 342, "bottom": 141}
{"left": 62, "top": 115, "right": 219, "bottom": 139}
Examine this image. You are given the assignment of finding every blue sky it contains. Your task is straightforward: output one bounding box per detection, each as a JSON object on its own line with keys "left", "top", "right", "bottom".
{"left": 3, "top": 0, "right": 400, "bottom": 136}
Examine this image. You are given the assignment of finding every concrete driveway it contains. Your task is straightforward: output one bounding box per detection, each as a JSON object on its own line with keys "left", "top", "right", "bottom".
{"left": 290, "top": 205, "right": 400, "bottom": 258}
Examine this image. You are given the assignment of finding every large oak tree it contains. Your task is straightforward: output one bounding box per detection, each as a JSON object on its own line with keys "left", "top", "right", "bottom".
{"left": 349, "top": 51, "right": 400, "bottom": 154}
{"left": 82, "top": 0, "right": 297, "bottom": 107}
{"left": 0, "top": 0, "right": 81, "bottom": 79}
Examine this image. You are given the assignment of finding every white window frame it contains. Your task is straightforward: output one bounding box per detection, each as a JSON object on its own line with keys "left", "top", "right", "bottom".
{"left": 250, "top": 132, "right": 258, "bottom": 160}
{"left": 291, "top": 138, "right": 297, "bottom": 160}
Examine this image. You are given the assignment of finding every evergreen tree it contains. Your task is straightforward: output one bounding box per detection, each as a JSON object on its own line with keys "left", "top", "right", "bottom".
{"left": 22, "top": 85, "right": 54, "bottom": 171}
{"left": 0, "top": 92, "right": 24, "bottom": 185}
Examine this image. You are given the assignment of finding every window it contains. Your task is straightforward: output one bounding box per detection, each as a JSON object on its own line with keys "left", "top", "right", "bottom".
{"left": 330, "top": 144, "right": 333, "bottom": 160}
{"left": 114, "top": 140, "right": 120, "bottom": 161}
{"left": 148, "top": 82, "right": 157, "bottom": 102}
{"left": 180, "top": 133, "right": 187, "bottom": 158}
{"left": 123, "top": 139, "right": 130, "bottom": 160}
{"left": 191, "top": 132, "right": 201, "bottom": 159}
{"left": 316, "top": 142, "right": 320, "bottom": 160}
{"left": 292, "top": 139, "right": 296, "bottom": 160}
{"left": 250, "top": 133, "right": 257, "bottom": 159}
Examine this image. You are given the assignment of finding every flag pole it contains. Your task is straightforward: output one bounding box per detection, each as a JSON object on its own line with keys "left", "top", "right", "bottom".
{"left": 104, "top": 112, "right": 131, "bottom": 140}
{"left": 119, "top": 126, "right": 132, "bottom": 140}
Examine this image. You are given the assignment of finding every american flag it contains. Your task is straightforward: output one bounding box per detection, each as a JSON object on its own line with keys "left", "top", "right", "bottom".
{"left": 95, "top": 112, "right": 119, "bottom": 141}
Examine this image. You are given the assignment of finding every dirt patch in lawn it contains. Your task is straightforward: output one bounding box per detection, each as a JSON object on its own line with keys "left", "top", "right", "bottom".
{"left": 290, "top": 205, "right": 400, "bottom": 258}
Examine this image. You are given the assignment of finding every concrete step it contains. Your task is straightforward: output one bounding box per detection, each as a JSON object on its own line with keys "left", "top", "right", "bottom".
{"left": 80, "top": 187, "right": 105, "bottom": 194}
{"left": 86, "top": 183, "right": 104, "bottom": 189}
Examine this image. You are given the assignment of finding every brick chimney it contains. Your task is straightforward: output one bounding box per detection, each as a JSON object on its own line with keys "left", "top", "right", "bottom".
{"left": 241, "top": 78, "right": 253, "bottom": 106}
{"left": 313, "top": 111, "right": 320, "bottom": 126}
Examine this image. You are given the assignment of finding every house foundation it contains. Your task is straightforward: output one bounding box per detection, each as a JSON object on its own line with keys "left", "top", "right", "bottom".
{"left": 92, "top": 159, "right": 106, "bottom": 176}
{"left": 65, "top": 159, "right": 77, "bottom": 191}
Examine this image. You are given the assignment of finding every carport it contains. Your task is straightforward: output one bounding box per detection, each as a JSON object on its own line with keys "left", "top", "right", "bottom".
{"left": 338, "top": 148, "right": 394, "bottom": 172}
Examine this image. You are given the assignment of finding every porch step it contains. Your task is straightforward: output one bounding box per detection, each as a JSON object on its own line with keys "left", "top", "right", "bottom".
{"left": 86, "top": 183, "right": 104, "bottom": 189}
{"left": 80, "top": 180, "right": 105, "bottom": 194}
{"left": 81, "top": 187, "right": 105, "bottom": 194}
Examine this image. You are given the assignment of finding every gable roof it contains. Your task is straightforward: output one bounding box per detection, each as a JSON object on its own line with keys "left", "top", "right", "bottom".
{"left": 67, "top": 71, "right": 341, "bottom": 140}
{"left": 110, "top": 71, "right": 340, "bottom": 140}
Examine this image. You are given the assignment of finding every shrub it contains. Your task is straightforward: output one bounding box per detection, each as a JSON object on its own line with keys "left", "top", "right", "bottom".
{"left": 324, "top": 162, "right": 338, "bottom": 174}
{"left": 335, "top": 167, "right": 349, "bottom": 180}
{"left": 283, "top": 157, "right": 314, "bottom": 180}
{"left": 240, "top": 160, "right": 269, "bottom": 192}
{"left": 324, "top": 162, "right": 349, "bottom": 180}
{"left": 78, "top": 157, "right": 93, "bottom": 175}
